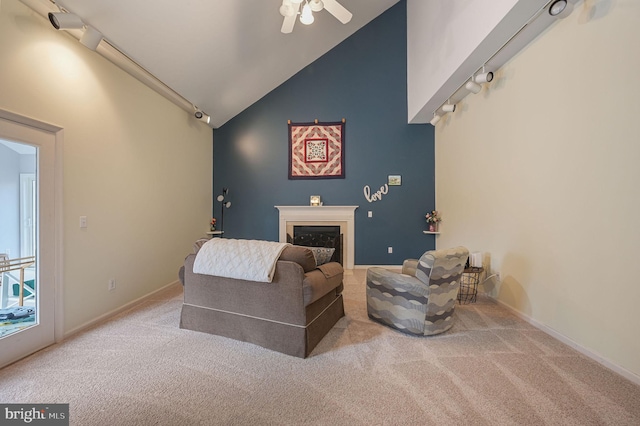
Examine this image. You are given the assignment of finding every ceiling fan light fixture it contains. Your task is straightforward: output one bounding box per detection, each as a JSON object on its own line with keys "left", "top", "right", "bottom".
{"left": 310, "top": 0, "right": 324, "bottom": 12}
{"left": 300, "top": 2, "right": 314, "bottom": 25}
{"left": 280, "top": 0, "right": 295, "bottom": 17}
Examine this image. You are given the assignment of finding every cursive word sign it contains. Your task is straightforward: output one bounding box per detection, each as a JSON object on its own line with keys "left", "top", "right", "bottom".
{"left": 363, "top": 184, "right": 389, "bottom": 203}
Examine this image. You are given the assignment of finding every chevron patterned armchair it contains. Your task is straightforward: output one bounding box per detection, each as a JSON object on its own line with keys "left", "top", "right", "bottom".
{"left": 366, "top": 246, "right": 469, "bottom": 336}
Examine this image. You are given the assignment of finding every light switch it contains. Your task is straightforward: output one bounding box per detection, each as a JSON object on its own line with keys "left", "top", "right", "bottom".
{"left": 80, "top": 216, "right": 87, "bottom": 228}
{"left": 368, "top": 211, "right": 373, "bottom": 218}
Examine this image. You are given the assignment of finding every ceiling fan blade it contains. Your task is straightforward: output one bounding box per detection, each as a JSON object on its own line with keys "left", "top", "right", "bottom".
{"left": 281, "top": 1, "right": 301, "bottom": 34}
{"left": 322, "top": 0, "right": 352, "bottom": 24}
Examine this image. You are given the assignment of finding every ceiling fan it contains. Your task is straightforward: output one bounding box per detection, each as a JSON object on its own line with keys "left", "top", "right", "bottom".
{"left": 280, "top": 0, "right": 353, "bottom": 34}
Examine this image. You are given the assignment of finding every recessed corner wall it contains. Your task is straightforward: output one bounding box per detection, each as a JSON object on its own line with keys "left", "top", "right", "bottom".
{"left": 435, "top": 2, "right": 640, "bottom": 379}
{"left": 0, "top": 1, "right": 212, "bottom": 333}
{"left": 213, "top": 1, "right": 433, "bottom": 265}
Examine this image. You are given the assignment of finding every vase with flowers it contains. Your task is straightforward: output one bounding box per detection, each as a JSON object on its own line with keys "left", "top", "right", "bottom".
{"left": 425, "top": 210, "right": 442, "bottom": 232}
{"left": 210, "top": 217, "right": 217, "bottom": 231}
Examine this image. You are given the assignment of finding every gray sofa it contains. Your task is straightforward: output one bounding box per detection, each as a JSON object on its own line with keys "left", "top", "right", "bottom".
{"left": 179, "top": 244, "right": 345, "bottom": 358}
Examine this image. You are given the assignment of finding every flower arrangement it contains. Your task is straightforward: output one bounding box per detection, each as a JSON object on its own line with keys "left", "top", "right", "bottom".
{"left": 210, "top": 217, "right": 217, "bottom": 231}
{"left": 425, "top": 210, "right": 442, "bottom": 224}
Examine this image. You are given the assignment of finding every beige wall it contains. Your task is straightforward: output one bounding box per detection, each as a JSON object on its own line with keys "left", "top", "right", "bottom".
{"left": 435, "top": 1, "right": 640, "bottom": 379}
{"left": 0, "top": 1, "right": 212, "bottom": 333}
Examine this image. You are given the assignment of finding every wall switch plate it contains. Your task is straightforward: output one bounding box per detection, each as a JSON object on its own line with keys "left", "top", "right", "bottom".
{"left": 388, "top": 247, "right": 393, "bottom": 254}
{"left": 80, "top": 216, "right": 87, "bottom": 228}
{"left": 368, "top": 211, "right": 373, "bottom": 218}
{"left": 108, "top": 279, "right": 116, "bottom": 291}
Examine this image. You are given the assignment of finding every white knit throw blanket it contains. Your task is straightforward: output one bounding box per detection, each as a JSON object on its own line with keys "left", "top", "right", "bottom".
{"left": 193, "top": 239, "right": 290, "bottom": 283}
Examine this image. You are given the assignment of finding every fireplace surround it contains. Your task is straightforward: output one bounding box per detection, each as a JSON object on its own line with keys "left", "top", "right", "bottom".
{"left": 275, "top": 206, "right": 358, "bottom": 269}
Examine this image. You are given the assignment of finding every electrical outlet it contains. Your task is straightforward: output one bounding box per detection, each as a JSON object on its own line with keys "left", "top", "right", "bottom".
{"left": 80, "top": 216, "right": 87, "bottom": 228}
{"left": 388, "top": 247, "right": 393, "bottom": 254}
{"left": 108, "top": 279, "right": 116, "bottom": 291}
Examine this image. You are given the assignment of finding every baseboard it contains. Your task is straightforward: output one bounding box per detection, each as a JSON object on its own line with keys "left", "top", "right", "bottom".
{"left": 490, "top": 295, "right": 640, "bottom": 387}
{"left": 354, "top": 265, "right": 402, "bottom": 269}
{"left": 63, "top": 280, "right": 181, "bottom": 339}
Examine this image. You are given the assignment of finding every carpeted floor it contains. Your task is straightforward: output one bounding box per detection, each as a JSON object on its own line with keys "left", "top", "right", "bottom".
{"left": 1, "top": 269, "right": 639, "bottom": 425}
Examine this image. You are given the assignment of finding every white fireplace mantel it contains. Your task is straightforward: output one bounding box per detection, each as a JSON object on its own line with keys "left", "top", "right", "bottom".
{"left": 275, "top": 205, "right": 358, "bottom": 269}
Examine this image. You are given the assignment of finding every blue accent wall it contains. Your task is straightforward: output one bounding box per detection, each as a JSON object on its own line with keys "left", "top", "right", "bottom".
{"left": 213, "top": 1, "right": 435, "bottom": 265}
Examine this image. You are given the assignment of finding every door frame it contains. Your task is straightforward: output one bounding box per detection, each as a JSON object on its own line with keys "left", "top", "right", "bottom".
{"left": 0, "top": 109, "right": 64, "bottom": 366}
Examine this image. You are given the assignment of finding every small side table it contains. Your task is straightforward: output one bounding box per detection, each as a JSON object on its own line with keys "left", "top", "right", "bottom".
{"left": 206, "top": 231, "right": 224, "bottom": 238}
{"left": 458, "top": 267, "right": 484, "bottom": 304}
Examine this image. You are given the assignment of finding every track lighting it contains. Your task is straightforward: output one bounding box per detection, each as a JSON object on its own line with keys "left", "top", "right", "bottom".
{"left": 465, "top": 80, "right": 482, "bottom": 94}
{"left": 442, "top": 101, "right": 456, "bottom": 113}
{"left": 430, "top": 113, "right": 441, "bottom": 126}
{"left": 474, "top": 71, "right": 493, "bottom": 84}
{"left": 48, "top": 12, "right": 84, "bottom": 30}
{"left": 194, "top": 109, "right": 211, "bottom": 124}
{"left": 548, "top": 0, "right": 573, "bottom": 18}
{"left": 80, "top": 26, "right": 103, "bottom": 51}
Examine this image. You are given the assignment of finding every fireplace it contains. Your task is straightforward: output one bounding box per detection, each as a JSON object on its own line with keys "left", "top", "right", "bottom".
{"left": 288, "top": 225, "right": 343, "bottom": 265}
{"left": 275, "top": 205, "right": 358, "bottom": 269}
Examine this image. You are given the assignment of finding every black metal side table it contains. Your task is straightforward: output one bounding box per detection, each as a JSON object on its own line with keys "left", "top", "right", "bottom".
{"left": 458, "top": 267, "right": 484, "bottom": 304}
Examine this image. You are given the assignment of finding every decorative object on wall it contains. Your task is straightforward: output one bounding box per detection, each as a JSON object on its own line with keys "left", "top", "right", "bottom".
{"left": 425, "top": 210, "right": 442, "bottom": 232}
{"left": 363, "top": 183, "right": 388, "bottom": 203}
{"left": 210, "top": 217, "right": 217, "bottom": 231}
{"left": 388, "top": 175, "right": 401, "bottom": 186}
{"left": 217, "top": 188, "right": 231, "bottom": 233}
{"left": 288, "top": 119, "right": 345, "bottom": 180}
{"left": 310, "top": 195, "right": 321, "bottom": 206}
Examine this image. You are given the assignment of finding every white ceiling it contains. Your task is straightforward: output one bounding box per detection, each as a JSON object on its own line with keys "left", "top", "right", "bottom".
{"left": 24, "top": 0, "right": 399, "bottom": 128}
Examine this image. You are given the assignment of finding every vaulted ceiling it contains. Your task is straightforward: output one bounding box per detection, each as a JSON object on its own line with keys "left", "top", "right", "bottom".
{"left": 20, "top": 0, "right": 400, "bottom": 127}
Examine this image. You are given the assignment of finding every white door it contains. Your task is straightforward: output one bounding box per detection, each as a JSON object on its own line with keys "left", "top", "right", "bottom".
{"left": 0, "top": 113, "right": 61, "bottom": 368}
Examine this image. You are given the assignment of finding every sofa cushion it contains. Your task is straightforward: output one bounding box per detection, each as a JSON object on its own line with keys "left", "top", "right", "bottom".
{"left": 278, "top": 245, "right": 317, "bottom": 273}
{"left": 317, "top": 262, "right": 342, "bottom": 279}
{"left": 307, "top": 247, "right": 335, "bottom": 266}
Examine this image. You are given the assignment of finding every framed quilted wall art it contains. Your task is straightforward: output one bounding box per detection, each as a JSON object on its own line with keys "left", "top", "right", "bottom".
{"left": 288, "top": 119, "right": 345, "bottom": 179}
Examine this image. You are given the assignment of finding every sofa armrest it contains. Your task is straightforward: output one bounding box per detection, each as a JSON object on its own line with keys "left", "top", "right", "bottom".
{"left": 402, "top": 259, "right": 419, "bottom": 277}
{"left": 303, "top": 262, "right": 343, "bottom": 305}
{"left": 367, "top": 267, "right": 427, "bottom": 297}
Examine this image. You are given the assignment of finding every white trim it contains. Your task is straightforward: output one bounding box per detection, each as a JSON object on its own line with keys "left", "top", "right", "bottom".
{"left": 0, "top": 110, "right": 63, "bottom": 367}
{"left": 354, "top": 264, "right": 403, "bottom": 270}
{"left": 275, "top": 205, "right": 358, "bottom": 269}
{"left": 492, "top": 297, "right": 640, "bottom": 386}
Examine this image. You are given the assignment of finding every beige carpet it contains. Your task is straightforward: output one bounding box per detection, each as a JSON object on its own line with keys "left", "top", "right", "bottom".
{"left": 1, "top": 269, "right": 639, "bottom": 425}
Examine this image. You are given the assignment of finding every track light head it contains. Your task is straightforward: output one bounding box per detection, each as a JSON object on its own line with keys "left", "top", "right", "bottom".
{"left": 549, "top": 0, "right": 573, "bottom": 18}
{"left": 80, "top": 26, "right": 102, "bottom": 50}
{"left": 430, "top": 113, "right": 441, "bottom": 126}
{"left": 48, "top": 12, "right": 84, "bottom": 30}
{"left": 194, "top": 110, "right": 211, "bottom": 124}
{"left": 465, "top": 80, "right": 482, "bottom": 94}
{"left": 442, "top": 103, "right": 456, "bottom": 113}
{"left": 474, "top": 71, "right": 494, "bottom": 84}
